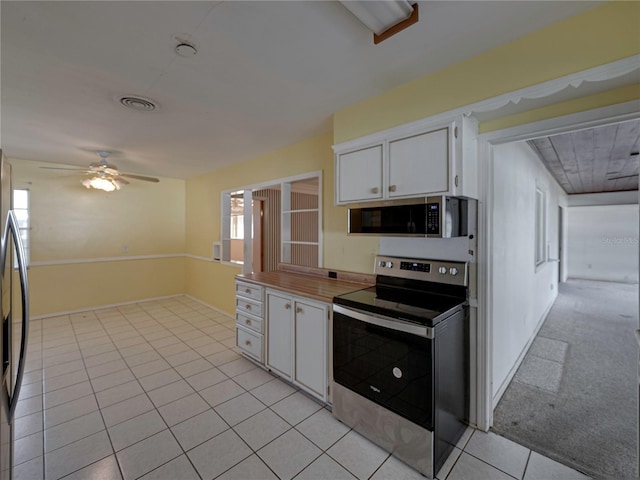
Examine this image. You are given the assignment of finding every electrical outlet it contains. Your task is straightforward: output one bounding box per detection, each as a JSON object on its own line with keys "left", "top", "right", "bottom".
{"left": 328, "top": 271, "right": 337, "bottom": 279}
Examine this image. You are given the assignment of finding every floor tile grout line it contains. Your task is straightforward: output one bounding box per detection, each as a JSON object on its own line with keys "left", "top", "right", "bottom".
{"left": 27, "top": 296, "right": 345, "bottom": 480}
{"left": 49, "top": 300, "right": 182, "bottom": 480}
{"left": 460, "top": 449, "right": 522, "bottom": 480}
{"left": 115, "top": 298, "right": 232, "bottom": 480}
{"left": 65, "top": 309, "right": 127, "bottom": 480}
{"left": 521, "top": 450, "right": 532, "bottom": 480}
{"left": 111, "top": 298, "right": 238, "bottom": 479}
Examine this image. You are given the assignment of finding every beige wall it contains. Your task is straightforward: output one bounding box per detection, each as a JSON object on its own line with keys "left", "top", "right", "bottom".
{"left": 10, "top": 158, "right": 186, "bottom": 317}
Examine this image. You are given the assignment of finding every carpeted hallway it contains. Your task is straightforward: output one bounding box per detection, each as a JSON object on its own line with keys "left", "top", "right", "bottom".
{"left": 492, "top": 279, "right": 638, "bottom": 480}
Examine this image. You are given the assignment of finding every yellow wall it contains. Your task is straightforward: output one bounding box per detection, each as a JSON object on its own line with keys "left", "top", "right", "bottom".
{"left": 10, "top": 158, "right": 186, "bottom": 317}
{"left": 185, "top": 133, "right": 378, "bottom": 315}
{"left": 27, "top": 257, "right": 185, "bottom": 316}
{"left": 333, "top": 2, "right": 640, "bottom": 143}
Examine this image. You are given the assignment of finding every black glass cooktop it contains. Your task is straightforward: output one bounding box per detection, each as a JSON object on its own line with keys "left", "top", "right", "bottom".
{"left": 333, "top": 284, "right": 465, "bottom": 327}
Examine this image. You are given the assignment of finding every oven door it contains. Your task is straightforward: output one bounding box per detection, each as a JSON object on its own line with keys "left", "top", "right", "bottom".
{"left": 332, "top": 305, "right": 434, "bottom": 431}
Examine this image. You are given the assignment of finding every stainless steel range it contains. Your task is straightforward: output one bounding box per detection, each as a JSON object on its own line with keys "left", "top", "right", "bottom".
{"left": 332, "top": 255, "right": 469, "bottom": 479}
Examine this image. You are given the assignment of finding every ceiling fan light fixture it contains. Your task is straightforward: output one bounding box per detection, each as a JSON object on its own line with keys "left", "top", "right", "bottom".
{"left": 82, "top": 176, "right": 122, "bottom": 192}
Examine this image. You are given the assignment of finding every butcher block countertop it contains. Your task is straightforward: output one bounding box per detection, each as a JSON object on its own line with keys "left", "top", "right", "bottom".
{"left": 236, "top": 264, "right": 374, "bottom": 304}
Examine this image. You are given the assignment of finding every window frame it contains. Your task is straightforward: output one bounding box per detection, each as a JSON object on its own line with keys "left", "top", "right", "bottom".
{"left": 220, "top": 171, "right": 322, "bottom": 274}
{"left": 12, "top": 188, "right": 30, "bottom": 268}
{"left": 534, "top": 187, "right": 546, "bottom": 268}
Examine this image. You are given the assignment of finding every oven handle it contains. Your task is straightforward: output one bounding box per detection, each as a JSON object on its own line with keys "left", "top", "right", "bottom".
{"left": 333, "top": 304, "right": 434, "bottom": 339}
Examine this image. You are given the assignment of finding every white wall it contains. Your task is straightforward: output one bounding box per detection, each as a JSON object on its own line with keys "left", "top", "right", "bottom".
{"left": 567, "top": 203, "right": 639, "bottom": 283}
{"left": 491, "top": 141, "right": 567, "bottom": 401}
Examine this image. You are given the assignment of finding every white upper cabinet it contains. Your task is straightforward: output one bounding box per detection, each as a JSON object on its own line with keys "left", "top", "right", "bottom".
{"left": 334, "top": 115, "right": 478, "bottom": 204}
{"left": 335, "top": 145, "right": 383, "bottom": 203}
{"left": 388, "top": 127, "right": 448, "bottom": 198}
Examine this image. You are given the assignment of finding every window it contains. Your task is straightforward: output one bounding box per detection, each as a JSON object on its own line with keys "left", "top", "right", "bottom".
{"left": 12, "top": 189, "right": 30, "bottom": 267}
{"left": 222, "top": 190, "right": 249, "bottom": 265}
{"left": 535, "top": 187, "right": 546, "bottom": 266}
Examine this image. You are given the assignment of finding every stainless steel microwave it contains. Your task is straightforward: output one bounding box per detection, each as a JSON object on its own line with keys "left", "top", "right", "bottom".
{"left": 348, "top": 196, "right": 468, "bottom": 238}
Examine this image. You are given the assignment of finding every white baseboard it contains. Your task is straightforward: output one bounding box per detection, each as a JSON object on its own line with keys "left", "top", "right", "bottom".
{"left": 492, "top": 298, "right": 556, "bottom": 408}
{"left": 184, "top": 294, "right": 234, "bottom": 319}
{"left": 31, "top": 294, "right": 185, "bottom": 320}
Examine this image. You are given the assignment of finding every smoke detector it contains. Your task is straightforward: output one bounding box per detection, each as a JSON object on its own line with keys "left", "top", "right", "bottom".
{"left": 176, "top": 43, "right": 197, "bottom": 57}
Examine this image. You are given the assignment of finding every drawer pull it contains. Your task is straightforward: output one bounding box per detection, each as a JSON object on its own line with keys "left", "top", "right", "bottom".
{"left": 245, "top": 340, "right": 251, "bottom": 346}
{"left": 285, "top": 303, "right": 291, "bottom": 310}
{"left": 389, "top": 184, "right": 397, "bottom": 193}
{"left": 371, "top": 187, "right": 379, "bottom": 194}
{"left": 245, "top": 304, "right": 251, "bottom": 310}
{"left": 245, "top": 288, "right": 251, "bottom": 294}
{"left": 245, "top": 319, "right": 251, "bottom": 325}
{"left": 296, "top": 307, "right": 303, "bottom": 314}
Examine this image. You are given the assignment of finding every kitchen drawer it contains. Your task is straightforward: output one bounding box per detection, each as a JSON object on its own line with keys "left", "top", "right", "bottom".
{"left": 236, "top": 312, "right": 263, "bottom": 334}
{"left": 236, "top": 281, "right": 263, "bottom": 302}
{"left": 236, "top": 297, "right": 263, "bottom": 318}
{"left": 237, "top": 327, "right": 263, "bottom": 362}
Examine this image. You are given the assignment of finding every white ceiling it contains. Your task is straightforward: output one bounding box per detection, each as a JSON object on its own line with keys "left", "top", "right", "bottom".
{"left": 1, "top": 1, "right": 602, "bottom": 179}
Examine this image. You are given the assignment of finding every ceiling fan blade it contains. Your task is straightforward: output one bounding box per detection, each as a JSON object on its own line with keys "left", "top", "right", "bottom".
{"left": 119, "top": 173, "right": 160, "bottom": 183}
{"left": 39, "top": 166, "right": 89, "bottom": 172}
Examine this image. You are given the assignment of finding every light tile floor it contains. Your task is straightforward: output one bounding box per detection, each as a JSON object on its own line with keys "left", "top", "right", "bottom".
{"left": 13, "top": 296, "right": 591, "bottom": 480}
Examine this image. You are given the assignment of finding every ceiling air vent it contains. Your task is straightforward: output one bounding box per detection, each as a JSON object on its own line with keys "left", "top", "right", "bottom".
{"left": 118, "top": 95, "right": 158, "bottom": 112}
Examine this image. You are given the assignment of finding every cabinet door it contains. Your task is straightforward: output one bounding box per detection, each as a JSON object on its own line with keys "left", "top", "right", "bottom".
{"left": 336, "top": 145, "right": 383, "bottom": 203}
{"left": 266, "top": 292, "right": 292, "bottom": 379}
{"left": 388, "top": 128, "right": 449, "bottom": 198}
{"left": 294, "top": 300, "right": 327, "bottom": 400}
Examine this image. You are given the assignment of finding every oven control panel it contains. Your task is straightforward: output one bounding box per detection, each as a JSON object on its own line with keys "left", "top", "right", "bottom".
{"left": 400, "top": 261, "right": 430, "bottom": 273}
{"left": 375, "top": 255, "right": 468, "bottom": 286}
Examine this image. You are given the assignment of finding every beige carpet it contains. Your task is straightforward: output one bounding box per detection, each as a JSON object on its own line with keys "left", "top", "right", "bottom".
{"left": 492, "top": 279, "right": 638, "bottom": 480}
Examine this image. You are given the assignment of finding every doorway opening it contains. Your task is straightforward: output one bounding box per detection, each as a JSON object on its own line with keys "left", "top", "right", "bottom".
{"left": 485, "top": 118, "right": 639, "bottom": 478}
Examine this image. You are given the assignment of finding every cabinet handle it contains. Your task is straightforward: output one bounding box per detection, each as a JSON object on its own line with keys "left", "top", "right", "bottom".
{"left": 245, "top": 288, "right": 251, "bottom": 294}
{"left": 455, "top": 175, "right": 459, "bottom": 187}
{"left": 371, "top": 187, "right": 379, "bottom": 194}
{"left": 245, "top": 304, "right": 251, "bottom": 310}
{"left": 285, "top": 303, "right": 291, "bottom": 310}
{"left": 296, "top": 307, "right": 303, "bottom": 314}
{"left": 245, "top": 340, "right": 251, "bottom": 346}
{"left": 245, "top": 319, "right": 251, "bottom": 325}
{"left": 389, "top": 185, "right": 397, "bottom": 192}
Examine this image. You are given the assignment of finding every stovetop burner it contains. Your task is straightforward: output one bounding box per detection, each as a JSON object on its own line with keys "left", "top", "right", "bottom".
{"left": 333, "top": 285, "right": 464, "bottom": 327}
{"left": 333, "top": 255, "right": 469, "bottom": 327}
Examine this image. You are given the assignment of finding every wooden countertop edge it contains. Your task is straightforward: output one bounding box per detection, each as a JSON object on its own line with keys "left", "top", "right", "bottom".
{"left": 236, "top": 270, "right": 374, "bottom": 304}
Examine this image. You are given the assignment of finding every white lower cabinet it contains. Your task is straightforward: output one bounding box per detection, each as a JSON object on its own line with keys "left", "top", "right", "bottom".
{"left": 266, "top": 289, "right": 328, "bottom": 402}
{"left": 293, "top": 300, "right": 327, "bottom": 399}
{"left": 266, "top": 291, "right": 293, "bottom": 379}
{"left": 235, "top": 281, "right": 264, "bottom": 363}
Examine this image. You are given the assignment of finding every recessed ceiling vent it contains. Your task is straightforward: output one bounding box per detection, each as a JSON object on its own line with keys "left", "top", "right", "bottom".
{"left": 118, "top": 95, "right": 158, "bottom": 112}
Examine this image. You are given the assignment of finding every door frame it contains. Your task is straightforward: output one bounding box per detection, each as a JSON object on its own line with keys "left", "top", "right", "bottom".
{"left": 475, "top": 99, "right": 640, "bottom": 431}
{"left": 558, "top": 205, "right": 564, "bottom": 284}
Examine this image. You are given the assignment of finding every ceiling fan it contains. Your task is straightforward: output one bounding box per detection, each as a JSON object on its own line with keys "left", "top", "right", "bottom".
{"left": 41, "top": 151, "right": 159, "bottom": 192}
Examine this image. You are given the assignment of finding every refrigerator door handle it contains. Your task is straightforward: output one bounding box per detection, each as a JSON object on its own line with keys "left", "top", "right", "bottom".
{"left": 2, "top": 210, "right": 30, "bottom": 422}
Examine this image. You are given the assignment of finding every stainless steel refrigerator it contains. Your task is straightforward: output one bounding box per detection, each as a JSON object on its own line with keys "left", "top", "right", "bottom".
{"left": 0, "top": 150, "right": 30, "bottom": 480}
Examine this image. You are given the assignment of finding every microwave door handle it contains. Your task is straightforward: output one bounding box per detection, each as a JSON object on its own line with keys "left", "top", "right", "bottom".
{"left": 3, "top": 211, "right": 30, "bottom": 422}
